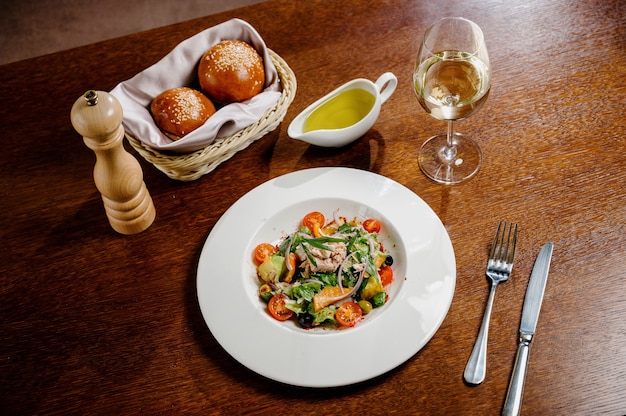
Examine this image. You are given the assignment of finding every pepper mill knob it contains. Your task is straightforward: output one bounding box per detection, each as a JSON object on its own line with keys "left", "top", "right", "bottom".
{"left": 71, "top": 90, "right": 156, "bottom": 234}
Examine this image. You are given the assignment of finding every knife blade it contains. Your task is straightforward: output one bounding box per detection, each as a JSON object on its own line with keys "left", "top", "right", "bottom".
{"left": 502, "top": 242, "right": 553, "bottom": 416}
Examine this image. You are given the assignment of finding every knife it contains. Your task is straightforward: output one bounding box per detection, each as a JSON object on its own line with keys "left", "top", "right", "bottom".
{"left": 502, "top": 242, "right": 553, "bottom": 416}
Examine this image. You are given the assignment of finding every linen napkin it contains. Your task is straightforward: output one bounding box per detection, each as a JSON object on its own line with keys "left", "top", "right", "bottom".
{"left": 110, "top": 18, "right": 282, "bottom": 153}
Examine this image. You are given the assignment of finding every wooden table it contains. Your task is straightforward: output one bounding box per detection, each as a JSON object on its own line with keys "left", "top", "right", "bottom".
{"left": 1, "top": 0, "right": 625, "bottom": 414}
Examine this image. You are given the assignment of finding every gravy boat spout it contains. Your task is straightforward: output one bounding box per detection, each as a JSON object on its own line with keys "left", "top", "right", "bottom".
{"left": 288, "top": 72, "right": 397, "bottom": 147}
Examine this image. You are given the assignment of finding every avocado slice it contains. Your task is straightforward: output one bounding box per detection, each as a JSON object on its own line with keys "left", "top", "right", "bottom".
{"left": 257, "top": 254, "right": 286, "bottom": 283}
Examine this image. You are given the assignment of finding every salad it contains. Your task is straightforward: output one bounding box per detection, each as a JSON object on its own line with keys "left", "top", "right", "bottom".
{"left": 253, "top": 211, "right": 394, "bottom": 329}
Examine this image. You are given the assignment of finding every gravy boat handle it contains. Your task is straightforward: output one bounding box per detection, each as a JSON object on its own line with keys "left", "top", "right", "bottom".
{"left": 375, "top": 72, "right": 398, "bottom": 104}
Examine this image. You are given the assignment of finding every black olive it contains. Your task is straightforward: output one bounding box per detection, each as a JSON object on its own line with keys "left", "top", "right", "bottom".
{"left": 384, "top": 255, "right": 394, "bottom": 266}
{"left": 298, "top": 313, "right": 314, "bottom": 328}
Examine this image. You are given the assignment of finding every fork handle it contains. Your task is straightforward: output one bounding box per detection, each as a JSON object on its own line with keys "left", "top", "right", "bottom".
{"left": 463, "top": 281, "right": 498, "bottom": 385}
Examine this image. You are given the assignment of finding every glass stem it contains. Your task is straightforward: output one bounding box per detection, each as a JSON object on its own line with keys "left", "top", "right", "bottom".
{"left": 443, "top": 120, "right": 457, "bottom": 161}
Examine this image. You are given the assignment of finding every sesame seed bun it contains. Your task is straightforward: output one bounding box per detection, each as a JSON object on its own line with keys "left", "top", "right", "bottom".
{"left": 198, "top": 40, "right": 265, "bottom": 104}
{"left": 150, "top": 87, "right": 216, "bottom": 141}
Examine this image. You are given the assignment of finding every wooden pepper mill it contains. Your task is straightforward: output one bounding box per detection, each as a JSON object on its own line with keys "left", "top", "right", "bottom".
{"left": 70, "top": 90, "right": 156, "bottom": 235}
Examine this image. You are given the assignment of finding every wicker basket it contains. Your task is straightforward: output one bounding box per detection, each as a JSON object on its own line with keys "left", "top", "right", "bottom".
{"left": 125, "top": 49, "right": 296, "bottom": 181}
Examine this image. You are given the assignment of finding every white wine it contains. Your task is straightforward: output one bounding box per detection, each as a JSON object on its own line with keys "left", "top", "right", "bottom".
{"left": 414, "top": 51, "right": 490, "bottom": 121}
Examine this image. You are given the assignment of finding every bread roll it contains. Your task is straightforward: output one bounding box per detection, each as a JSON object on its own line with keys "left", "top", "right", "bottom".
{"left": 198, "top": 40, "right": 265, "bottom": 104}
{"left": 150, "top": 87, "right": 216, "bottom": 140}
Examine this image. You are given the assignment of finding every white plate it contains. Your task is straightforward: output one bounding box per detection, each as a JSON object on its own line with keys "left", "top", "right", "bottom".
{"left": 197, "top": 167, "right": 455, "bottom": 387}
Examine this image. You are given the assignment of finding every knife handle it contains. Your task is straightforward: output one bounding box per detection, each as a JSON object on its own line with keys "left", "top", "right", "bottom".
{"left": 502, "top": 336, "right": 531, "bottom": 416}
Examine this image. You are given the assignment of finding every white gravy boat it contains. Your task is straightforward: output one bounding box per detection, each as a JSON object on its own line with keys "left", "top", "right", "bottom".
{"left": 288, "top": 72, "right": 397, "bottom": 147}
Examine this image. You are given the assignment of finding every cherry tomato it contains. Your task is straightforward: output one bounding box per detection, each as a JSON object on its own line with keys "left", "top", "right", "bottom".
{"left": 335, "top": 301, "right": 363, "bottom": 327}
{"left": 302, "top": 212, "right": 325, "bottom": 237}
{"left": 253, "top": 243, "right": 277, "bottom": 264}
{"left": 379, "top": 265, "right": 393, "bottom": 286}
{"left": 268, "top": 294, "right": 294, "bottom": 321}
{"left": 363, "top": 219, "right": 381, "bottom": 234}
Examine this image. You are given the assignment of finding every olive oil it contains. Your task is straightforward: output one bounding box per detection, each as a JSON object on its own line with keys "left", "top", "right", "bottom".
{"left": 303, "top": 89, "right": 375, "bottom": 132}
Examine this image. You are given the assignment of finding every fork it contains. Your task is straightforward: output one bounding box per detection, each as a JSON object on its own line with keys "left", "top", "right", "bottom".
{"left": 463, "top": 221, "right": 518, "bottom": 385}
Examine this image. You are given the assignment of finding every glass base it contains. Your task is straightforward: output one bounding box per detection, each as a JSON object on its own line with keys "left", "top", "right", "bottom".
{"left": 418, "top": 132, "right": 482, "bottom": 184}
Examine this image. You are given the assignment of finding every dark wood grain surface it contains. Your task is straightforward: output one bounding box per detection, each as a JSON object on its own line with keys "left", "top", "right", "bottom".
{"left": 1, "top": 0, "right": 625, "bottom": 414}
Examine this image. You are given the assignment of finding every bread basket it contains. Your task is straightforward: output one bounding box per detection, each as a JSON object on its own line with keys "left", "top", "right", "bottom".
{"left": 125, "top": 49, "right": 296, "bottom": 182}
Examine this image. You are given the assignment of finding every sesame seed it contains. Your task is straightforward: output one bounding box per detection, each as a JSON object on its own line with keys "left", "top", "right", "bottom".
{"left": 206, "top": 41, "right": 262, "bottom": 73}
{"left": 169, "top": 89, "right": 206, "bottom": 123}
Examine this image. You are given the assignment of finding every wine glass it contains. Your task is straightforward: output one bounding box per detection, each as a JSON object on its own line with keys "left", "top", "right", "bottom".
{"left": 413, "top": 17, "right": 491, "bottom": 184}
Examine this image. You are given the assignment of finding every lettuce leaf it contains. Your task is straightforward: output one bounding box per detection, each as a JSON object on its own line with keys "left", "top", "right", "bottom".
{"left": 309, "top": 303, "right": 337, "bottom": 326}
{"left": 310, "top": 272, "right": 337, "bottom": 287}
{"left": 286, "top": 282, "right": 321, "bottom": 302}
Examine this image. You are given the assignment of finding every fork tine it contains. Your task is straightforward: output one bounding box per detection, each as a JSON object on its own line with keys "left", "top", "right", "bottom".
{"left": 489, "top": 221, "right": 504, "bottom": 260}
{"left": 500, "top": 222, "right": 510, "bottom": 262}
{"left": 506, "top": 223, "right": 518, "bottom": 264}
